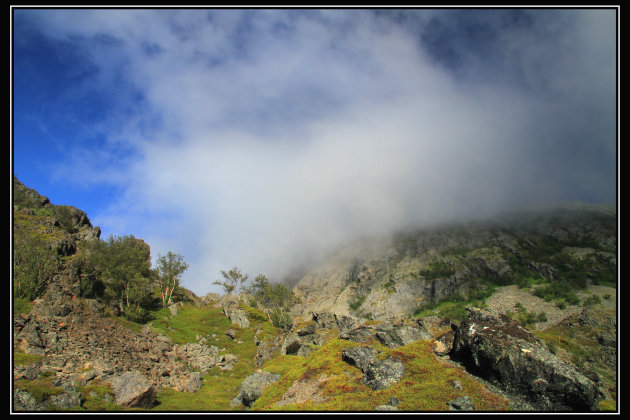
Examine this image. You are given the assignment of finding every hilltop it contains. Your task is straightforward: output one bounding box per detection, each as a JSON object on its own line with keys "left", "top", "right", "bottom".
{"left": 12, "top": 177, "right": 617, "bottom": 412}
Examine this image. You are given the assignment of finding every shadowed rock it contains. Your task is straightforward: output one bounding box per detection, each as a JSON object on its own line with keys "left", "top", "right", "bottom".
{"left": 451, "top": 307, "right": 602, "bottom": 411}
{"left": 231, "top": 371, "right": 281, "bottom": 408}
{"left": 109, "top": 372, "right": 156, "bottom": 409}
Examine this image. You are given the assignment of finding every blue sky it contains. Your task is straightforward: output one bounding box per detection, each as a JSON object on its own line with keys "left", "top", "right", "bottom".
{"left": 12, "top": 8, "right": 618, "bottom": 295}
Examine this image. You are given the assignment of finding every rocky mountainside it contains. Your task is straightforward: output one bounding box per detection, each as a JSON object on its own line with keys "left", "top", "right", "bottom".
{"left": 12, "top": 178, "right": 617, "bottom": 412}
{"left": 290, "top": 204, "right": 617, "bottom": 321}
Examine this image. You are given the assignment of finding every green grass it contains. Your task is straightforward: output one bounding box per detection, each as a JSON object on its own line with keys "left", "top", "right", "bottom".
{"left": 144, "top": 302, "right": 282, "bottom": 411}
{"left": 153, "top": 362, "right": 256, "bottom": 411}
{"left": 80, "top": 382, "right": 119, "bottom": 411}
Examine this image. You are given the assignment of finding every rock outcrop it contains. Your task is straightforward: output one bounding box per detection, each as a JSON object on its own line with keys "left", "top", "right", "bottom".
{"left": 289, "top": 204, "right": 616, "bottom": 322}
{"left": 450, "top": 307, "right": 602, "bottom": 411}
{"left": 342, "top": 346, "right": 405, "bottom": 390}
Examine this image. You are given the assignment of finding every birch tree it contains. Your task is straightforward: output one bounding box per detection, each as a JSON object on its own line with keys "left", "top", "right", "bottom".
{"left": 156, "top": 251, "right": 190, "bottom": 308}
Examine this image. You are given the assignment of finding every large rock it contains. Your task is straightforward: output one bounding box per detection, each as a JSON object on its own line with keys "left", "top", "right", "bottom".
{"left": 255, "top": 334, "right": 285, "bottom": 368}
{"left": 375, "top": 322, "right": 432, "bottom": 348}
{"left": 363, "top": 357, "right": 405, "bottom": 390}
{"left": 339, "top": 326, "right": 375, "bottom": 343}
{"left": 312, "top": 312, "right": 337, "bottom": 329}
{"left": 451, "top": 307, "right": 601, "bottom": 411}
{"left": 173, "top": 343, "right": 219, "bottom": 374}
{"left": 432, "top": 330, "right": 456, "bottom": 356}
{"left": 282, "top": 329, "right": 323, "bottom": 357}
{"left": 227, "top": 308, "right": 250, "bottom": 328}
{"left": 342, "top": 346, "right": 404, "bottom": 390}
{"left": 109, "top": 372, "right": 156, "bottom": 409}
{"left": 170, "top": 371, "right": 203, "bottom": 393}
{"left": 231, "top": 371, "right": 281, "bottom": 408}
{"left": 342, "top": 346, "right": 381, "bottom": 372}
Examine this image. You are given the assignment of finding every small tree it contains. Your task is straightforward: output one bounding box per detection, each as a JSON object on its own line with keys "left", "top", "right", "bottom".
{"left": 213, "top": 266, "right": 248, "bottom": 295}
{"left": 156, "top": 251, "right": 190, "bottom": 308}
{"left": 13, "top": 233, "right": 59, "bottom": 300}
{"left": 90, "top": 234, "right": 153, "bottom": 312}
{"left": 247, "top": 274, "right": 295, "bottom": 329}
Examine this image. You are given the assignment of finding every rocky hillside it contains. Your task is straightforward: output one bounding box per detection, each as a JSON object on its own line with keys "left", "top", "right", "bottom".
{"left": 290, "top": 203, "right": 617, "bottom": 321}
{"left": 12, "top": 178, "right": 617, "bottom": 412}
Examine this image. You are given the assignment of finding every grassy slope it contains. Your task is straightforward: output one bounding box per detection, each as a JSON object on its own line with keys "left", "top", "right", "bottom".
{"left": 253, "top": 339, "right": 510, "bottom": 412}
{"left": 147, "top": 302, "right": 282, "bottom": 411}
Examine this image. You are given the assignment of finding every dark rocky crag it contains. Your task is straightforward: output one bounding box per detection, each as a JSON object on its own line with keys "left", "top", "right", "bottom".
{"left": 448, "top": 307, "right": 603, "bottom": 411}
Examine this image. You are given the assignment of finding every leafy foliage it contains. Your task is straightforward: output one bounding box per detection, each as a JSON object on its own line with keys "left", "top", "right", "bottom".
{"left": 156, "top": 251, "right": 190, "bottom": 308}
{"left": 419, "top": 260, "right": 455, "bottom": 280}
{"left": 247, "top": 274, "right": 296, "bottom": 329}
{"left": 13, "top": 231, "right": 59, "bottom": 300}
{"left": 213, "top": 266, "right": 249, "bottom": 295}
{"left": 77, "top": 235, "right": 156, "bottom": 320}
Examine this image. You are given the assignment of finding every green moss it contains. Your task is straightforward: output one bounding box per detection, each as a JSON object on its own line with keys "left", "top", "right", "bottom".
{"left": 80, "top": 382, "right": 119, "bottom": 411}
{"left": 599, "top": 399, "right": 617, "bottom": 412}
{"left": 419, "top": 260, "right": 456, "bottom": 280}
{"left": 13, "top": 352, "right": 43, "bottom": 366}
{"left": 14, "top": 297, "right": 34, "bottom": 315}
{"left": 252, "top": 339, "right": 510, "bottom": 412}
{"left": 14, "top": 378, "right": 65, "bottom": 402}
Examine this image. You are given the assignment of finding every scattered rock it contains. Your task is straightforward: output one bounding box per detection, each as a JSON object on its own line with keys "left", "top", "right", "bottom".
{"left": 334, "top": 314, "right": 360, "bottom": 334}
{"left": 255, "top": 335, "right": 285, "bottom": 368}
{"left": 13, "top": 389, "right": 45, "bottom": 411}
{"left": 312, "top": 312, "right": 337, "bottom": 330}
{"left": 277, "top": 374, "right": 331, "bottom": 407}
{"left": 172, "top": 371, "right": 203, "bottom": 393}
{"left": 173, "top": 343, "right": 219, "bottom": 374}
{"left": 283, "top": 326, "right": 323, "bottom": 357}
{"left": 339, "top": 326, "right": 375, "bottom": 343}
{"left": 226, "top": 328, "right": 237, "bottom": 340}
{"left": 49, "top": 387, "right": 82, "bottom": 410}
{"left": 296, "top": 322, "right": 316, "bottom": 336}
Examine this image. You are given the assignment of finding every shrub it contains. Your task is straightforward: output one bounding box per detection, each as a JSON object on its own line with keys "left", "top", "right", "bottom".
{"left": 13, "top": 233, "right": 59, "bottom": 300}
{"left": 583, "top": 294, "right": 602, "bottom": 307}
{"left": 419, "top": 260, "right": 455, "bottom": 280}
{"left": 269, "top": 308, "right": 293, "bottom": 330}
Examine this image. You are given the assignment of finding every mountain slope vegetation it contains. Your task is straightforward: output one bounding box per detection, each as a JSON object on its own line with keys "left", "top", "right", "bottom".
{"left": 12, "top": 177, "right": 617, "bottom": 412}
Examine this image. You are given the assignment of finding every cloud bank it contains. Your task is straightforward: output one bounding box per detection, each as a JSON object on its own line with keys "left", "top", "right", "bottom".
{"left": 15, "top": 9, "right": 617, "bottom": 294}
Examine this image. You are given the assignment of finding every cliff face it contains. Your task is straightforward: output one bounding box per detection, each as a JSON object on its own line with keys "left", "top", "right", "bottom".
{"left": 290, "top": 204, "right": 617, "bottom": 321}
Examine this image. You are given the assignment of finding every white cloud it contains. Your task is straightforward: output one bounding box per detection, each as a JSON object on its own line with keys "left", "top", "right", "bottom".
{"left": 21, "top": 9, "right": 616, "bottom": 295}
